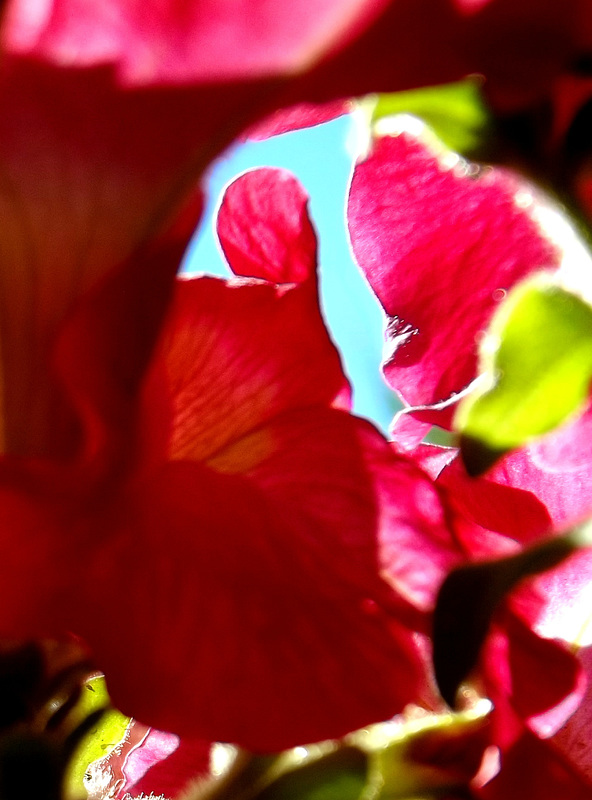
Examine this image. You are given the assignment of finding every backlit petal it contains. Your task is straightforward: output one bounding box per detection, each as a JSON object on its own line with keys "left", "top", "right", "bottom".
{"left": 217, "top": 168, "right": 317, "bottom": 284}
{"left": 348, "top": 131, "right": 560, "bottom": 428}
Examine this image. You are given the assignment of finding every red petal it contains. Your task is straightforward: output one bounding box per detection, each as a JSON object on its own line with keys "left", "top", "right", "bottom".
{"left": 217, "top": 168, "right": 317, "bottom": 284}
{"left": 140, "top": 276, "right": 351, "bottom": 464}
{"left": 478, "top": 730, "right": 591, "bottom": 800}
{"left": 437, "top": 458, "right": 554, "bottom": 549}
{"left": 479, "top": 613, "right": 584, "bottom": 758}
{"left": 347, "top": 132, "right": 560, "bottom": 428}
{"left": 71, "top": 270, "right": 456, "bottom": 749}
{"left": 503, "top": 613, "right": 584, "bottom": 739}
{"left": 81, "top": 426, "right": 428, "bottom": 750}
{"left": 551, "top": 645, "right": 592, "bottom": 788}
{"left": 244, "top": 100, "right": 349, "bottom": 140}
{"left": 54, "top": 191, "right": 203, "bottom": 468}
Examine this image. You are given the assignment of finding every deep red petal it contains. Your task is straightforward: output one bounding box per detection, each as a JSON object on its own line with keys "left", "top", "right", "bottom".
{"left": 347, "top": 132, "right": 560, "bottom": 428}
{"left": 478, "top": 730, "right": 591, "bottom": 800}
{"left": 216, "top": 168, "right": 318, "bottom": 284}
{"left": 551, "top": 645, "right": 592, "bottom": 788}
{"left": 80, "top": 435, "right": 428, "bottom": 750}
{"left": 0, "top": 58, "right": 274, "bottom": 458}
{"left": 286, "top": 0, "right": 584, "bottom": 114}
{"left": 436, "top": 405, "right": 592, "bottom": 551}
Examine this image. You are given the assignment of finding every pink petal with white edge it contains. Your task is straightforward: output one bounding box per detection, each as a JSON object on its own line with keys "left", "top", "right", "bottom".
{"left": 347, "top": 131, "right": 561, "bottom": 428}
{"left": 217, "top": 168, "right": 317, "bottom": 284}
{"left": 123, "top": 730, "right": 211, "bottom": 799}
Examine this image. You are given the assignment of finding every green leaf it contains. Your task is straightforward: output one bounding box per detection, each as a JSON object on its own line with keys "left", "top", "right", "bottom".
{"left": 432, "top": 534, "right": 579, "bottom": 707}
{"left": 363, "top": 78, "right": 489, "bottom": 154}
{"left": 64, "top": 677, "right": 130, "bottom": 799}
{"left": 456, "top": 276, "right": 592, "bottom": 475}
{"left": 366, "top": 705, "right": 490, "bottom": 799}
{"left": 255, "top": 747, "right": 367, "bottom": 800}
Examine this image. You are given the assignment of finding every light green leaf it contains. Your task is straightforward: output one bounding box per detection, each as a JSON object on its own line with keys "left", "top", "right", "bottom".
{"left": 364, "top": 705, "right": 490, "bottom": 799}
{"left": 456, "top": 276, "right": 592, "bottom": 474}
{"left": 254, "top": 747, "right": 367, "bottom": 800}
{"left": 64, "top": 677, "right": 130, "bottom": 799}
{"left": 362, "top": 78, "right": 489, "bottom": 154}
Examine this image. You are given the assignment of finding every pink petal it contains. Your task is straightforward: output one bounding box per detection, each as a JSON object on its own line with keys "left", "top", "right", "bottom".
{"left": 217, "top": 169, "right": 317, "bottom": 284}
{"left": 347, "top": 131, "right": 560, "bottom": 428}
{"left": 2, "top": 0, "right": 390, "bottom": 84}
{"left": 244, "top": 100, "right": 349, "bottom": 141}
{"left": 526, "top": 549, "right": 592, "bottom": 644}
{"left": 125, "top": 731, "right": 211, "bottom": 798}
{"left": 86, "top": 720, "right": 211, "bottom": 799}
{"left": 376, "top": 454, "right": 464, "bottom": 612}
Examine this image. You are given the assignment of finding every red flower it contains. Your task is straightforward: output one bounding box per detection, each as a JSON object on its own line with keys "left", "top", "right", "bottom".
{"left": 347, "top": 123, "right": 592, "bottom": 787}
{"left": 0, "top": 166, "right": 462, "bottom": 751}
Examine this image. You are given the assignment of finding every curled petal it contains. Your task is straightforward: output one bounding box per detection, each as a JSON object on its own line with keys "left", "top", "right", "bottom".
{"left": 217, "top": 168, "right": 318, "bottom": 284}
